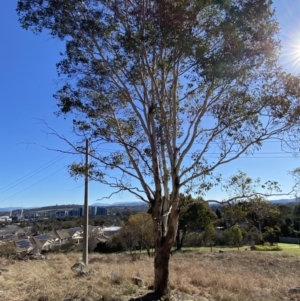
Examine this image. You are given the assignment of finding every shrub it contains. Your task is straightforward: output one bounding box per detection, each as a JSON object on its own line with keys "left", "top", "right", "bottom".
{"left": 0, "top": 243, "right": 15, "bottom": 258}
{"left": 182, "top": 232, "right": 203, "bottom": 247}
{"left": 94, "top": 240, "right": 124, "bottom": 253}
{"left": 251, "top": 245, "right": 282, "bottom": 251}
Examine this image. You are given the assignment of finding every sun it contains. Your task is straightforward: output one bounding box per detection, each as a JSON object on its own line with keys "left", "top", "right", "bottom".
{"left": 280, "top": 30, "right": 300, "bottom": 74}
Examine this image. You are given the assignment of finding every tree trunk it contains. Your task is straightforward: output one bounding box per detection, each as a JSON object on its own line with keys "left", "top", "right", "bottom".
{"left": 151, "top": 190, "right": 179, "bottom": 297}
{"left": 176, "top": 230, "right": 180, "bottom": 250}
{"left": 176, "top": 229, "right": 185, "bottom": 250}
{"left": 154, "top": 245, "right": 171, "bottom": 296}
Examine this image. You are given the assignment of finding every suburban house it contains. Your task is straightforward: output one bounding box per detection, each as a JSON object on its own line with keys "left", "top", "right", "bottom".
{"left": 14, "top": 239, "right": 33, "bottom": 255}
{"left": 55, "top": 229, "right": 72, "bottom": 246}
{"left": 103, "top": 226, "right": 121, "bottom": 236}
{"left": 34, "top": 233, "right": 60, "bottom": 251}
{"left": 0, "top": 233, "right": 17, "bottom": 242}
{"left": 29, "top": 237, "right": 43, "bottom": 253}
{"left": 89, "top": 225, "right": 104, "bottom": 237}
{"left": 68, "top": 227, "right": 83, "bottom": 244}
{"left": 0, "top": 224, "right": 120, "bottom": 255}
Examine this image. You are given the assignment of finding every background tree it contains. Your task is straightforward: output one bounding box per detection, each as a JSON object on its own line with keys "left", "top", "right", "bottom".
{"left": 17, "top": 0, "right": 300, "bottom": 296}
{"left": 203, "top": 223, "right": 217, "bottom": 252}
{"left": 262, "top": 226, "right": 281, "bottom": 245}
{"left": 224, "top": 225, "right": 243, "bottom": 250}
{"left": 177, "top": 195, "right": 217, "bottom": 250}
{"left": 292, "top": 203, "right": 300, "bottom": 231}
{"left": 119, "top": 212, "right": 155, "bottom": 258}
{"left": 221, "top": 171, "right": 283, "bottom": 234}
{"left": 222, "top": 202, "right": 249, "bottom": 228}
{"left": 245, "top": 197, "right": 280, "bottom": 234}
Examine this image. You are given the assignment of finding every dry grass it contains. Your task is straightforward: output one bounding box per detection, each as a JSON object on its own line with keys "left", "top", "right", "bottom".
{"left": 1, "top": 249, "right": 300, "bottom": 301}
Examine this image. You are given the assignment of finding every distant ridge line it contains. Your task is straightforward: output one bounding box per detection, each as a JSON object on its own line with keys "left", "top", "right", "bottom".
{"left": 0, "top": 199, "right": 298, "bottom": 212}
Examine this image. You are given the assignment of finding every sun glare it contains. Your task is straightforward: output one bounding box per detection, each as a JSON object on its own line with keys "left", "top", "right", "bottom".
{"left": 281, "top": 35, "right": 300, "bottom": 73}
{"left": 279, "top": 24, "right": 300, "bottom": 74}
{"left": 273, "top": 0, "right": 300, "bottom": 74}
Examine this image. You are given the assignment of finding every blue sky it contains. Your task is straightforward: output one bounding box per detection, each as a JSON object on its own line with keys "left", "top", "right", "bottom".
{"left": 1, "top": 0, "right": 300, "bottom": 208}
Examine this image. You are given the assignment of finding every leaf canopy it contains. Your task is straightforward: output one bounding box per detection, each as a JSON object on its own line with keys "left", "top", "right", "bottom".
{"left": 17, "top": 0, "right": 300, "bottom": 211}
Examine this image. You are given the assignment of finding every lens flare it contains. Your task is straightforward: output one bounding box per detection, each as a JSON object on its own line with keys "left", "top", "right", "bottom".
{"left": 280, "top": 30, "right": 300, "bottom": 73}
{"left": 275, "top": 0, "right": 300, "bottom": 74}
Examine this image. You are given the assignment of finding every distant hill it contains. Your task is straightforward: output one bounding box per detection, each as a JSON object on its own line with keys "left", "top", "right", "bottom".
{"left": 208, "top": 198, "right": 299, "bottom": 209}
{"left": 92, "top": 201, "right": 146, "bottom": 207}
{"left": 269, "top": 198, "right": 299, "bottom": 205}
{"left": 1, "top": 198, "right": 297, "bottom": 212}
{"left": 0, "top": 202, "right": 147, "bottom": 212}
{"left": 0, "top": 207, "right": 24, "bottom": 212}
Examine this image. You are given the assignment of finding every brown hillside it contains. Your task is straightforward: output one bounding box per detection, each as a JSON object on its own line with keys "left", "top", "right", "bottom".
{"left": 1, "top": 250, "right": 300, "bottom": 301}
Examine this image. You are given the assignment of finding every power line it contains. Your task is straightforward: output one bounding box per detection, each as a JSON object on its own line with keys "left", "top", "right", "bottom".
{"left": 91, "top": 149, "right": 297, "bottom": 159}
{"left": 1, "top": 145, "right": 295, "bottom": 202}
{"left": 0, "top": 166, "right": 67, "bottom": 203}
{"left": 0, "top": 153, "right": 70, "bottom": 194}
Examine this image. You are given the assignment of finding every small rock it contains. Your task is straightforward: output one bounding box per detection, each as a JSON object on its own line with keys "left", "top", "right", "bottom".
{"left": 29, "top": 254, "right": 45, "bottom": 260}
{"left": 289, "top": 287, "right": 300, "bottom": 295}
{"left": 71, "top": 261, "right": 88, "bottom": 276}
{"left": 132, "top": 276, "right": 144, "bottom": 287}
{"left": 219, "top": 250, "right": 224, "bottom": 253}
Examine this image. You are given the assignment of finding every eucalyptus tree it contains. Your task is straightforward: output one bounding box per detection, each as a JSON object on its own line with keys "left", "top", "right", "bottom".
{"left": 177, "top": 195, "right": 217, "bottom": 250}
{"left": 17, "top": 0, "right": 300, "bottom": 296}
{"left": 222, "top": 171, "right": 281, "bottom": 231}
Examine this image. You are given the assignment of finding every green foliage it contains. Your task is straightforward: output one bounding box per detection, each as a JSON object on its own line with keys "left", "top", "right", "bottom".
{"left": 223, "top": 197, "right": 280, "bottom": 234}
{"left": 251, "top": 245, "right": 282, "bottom": 251}
{"left": 293, "top": 203, "right": 300, "bottom": 223}
{"left": 280, "top": 224, "right": 292, "bottom": 236}
{"left": 179, "top": 197, "right": 217, "bottom": 232}
{"left": 94, "top": 240, "right": 124, "bottom": 254}
{"left": 223, "top": 171, "right": 282, "bottom": 203}
{"left": 177, "top": 195, "right": 217, "bottom": 249}
{"left": 224, "top": 226, "right": 243, "bottom": 247}
{"left": 247, "top": 226, "right": 263, "bottom": 245}
{"left": 277, "top": 205, "right": 293, "bottom": 222}
{"left": 16, "top": 0, "right": 300, "bottom": 295}
{"left": 203, "top": 223, "right": 217, "bottom": 243}
{"left": 203, "top": 223, "right": 217, "bottom": 251}
{"left": 16, "top": 0, "right": 300, "bottom": 205}
{"left": 262, "top": 226, "right": 281, "bottom": 245}
{"left": 182, "top": 232, "right": 203, "bottom": 247}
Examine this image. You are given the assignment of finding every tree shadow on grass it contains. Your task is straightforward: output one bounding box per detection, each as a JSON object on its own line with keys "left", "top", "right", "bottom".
{"left": 129, "top": 292, "right": 161, "bottom": 301}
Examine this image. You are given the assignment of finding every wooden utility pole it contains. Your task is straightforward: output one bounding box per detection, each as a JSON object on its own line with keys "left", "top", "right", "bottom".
{"left": 83, "top": 138, "right": 89, "bottom": 265}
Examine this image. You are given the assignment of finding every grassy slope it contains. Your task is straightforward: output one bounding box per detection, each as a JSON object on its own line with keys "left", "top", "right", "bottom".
{"left": 179, "top": 243, "right": 300, "bottom": 254}
{"left": 278, "top": 243, "right": 300, "bottom": 254}
{"left": 1, "top": 246, "right": 300, "bottom": 301}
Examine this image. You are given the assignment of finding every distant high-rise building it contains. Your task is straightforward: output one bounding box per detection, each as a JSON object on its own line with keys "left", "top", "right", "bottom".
{"left": 89, "top": 206, "right": 97, "bottom": 216}
{"left": 97, "top": 207, "right": 108, "bottom": 216}
{"left": 11, "top": 215, "right": 19, "bottom": 222}
{"left": 55, "top": 210, "right": 68, "bottom": 219}
{"left": 68, "top": 209, "right": 79, "bottom": 217}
